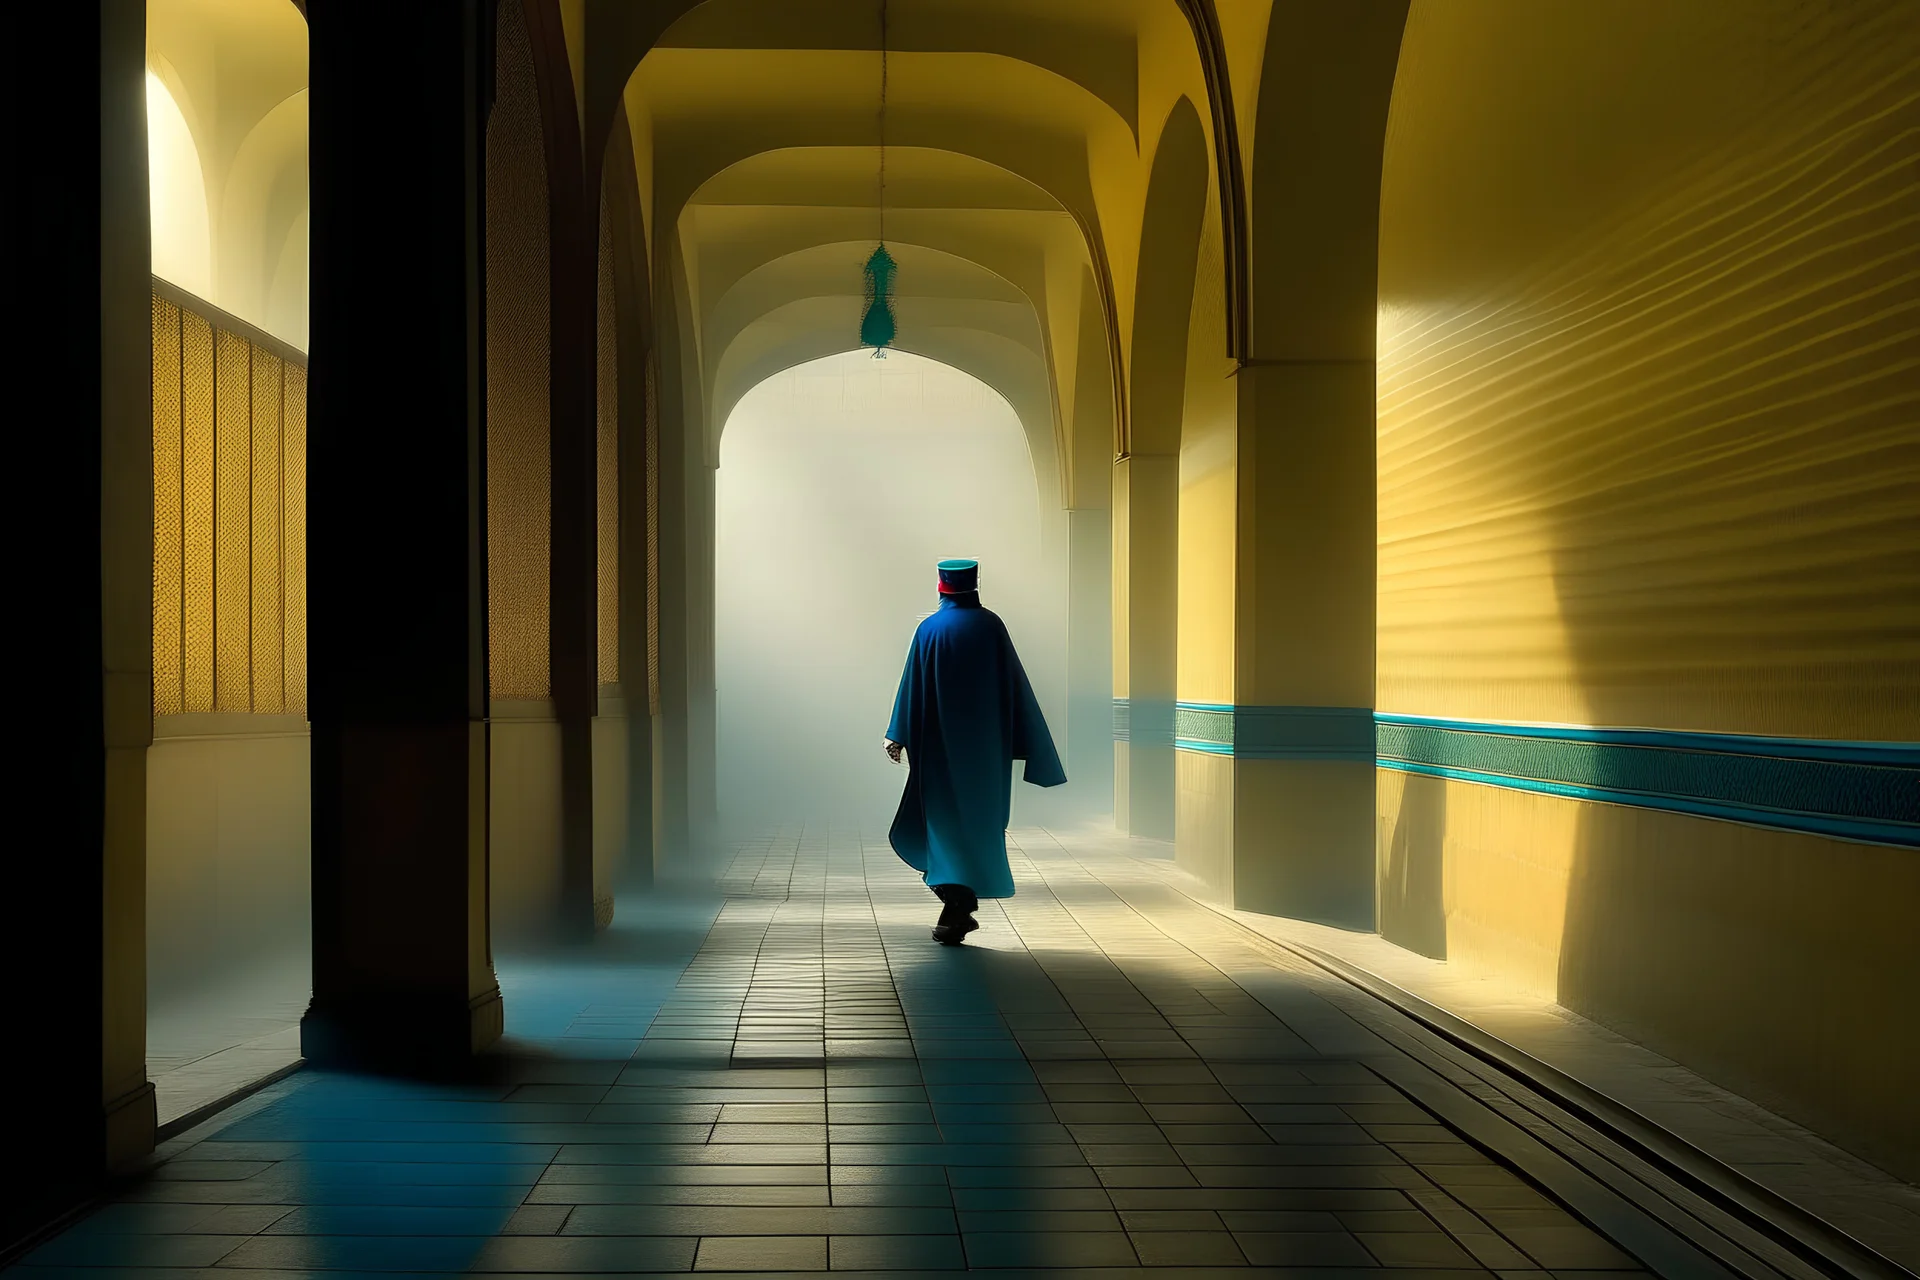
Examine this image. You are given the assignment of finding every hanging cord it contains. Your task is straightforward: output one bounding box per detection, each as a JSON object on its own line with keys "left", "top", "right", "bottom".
{"left": 878, "top": 0, "right": 888, "bottom": 246}
{"left": 860, "top": 0, "right": 897, "bottom": 356}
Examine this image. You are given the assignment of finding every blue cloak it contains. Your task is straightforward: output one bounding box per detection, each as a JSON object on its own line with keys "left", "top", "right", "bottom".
{"left": 886, "top": 594, "right": 1066, "bottom": 898}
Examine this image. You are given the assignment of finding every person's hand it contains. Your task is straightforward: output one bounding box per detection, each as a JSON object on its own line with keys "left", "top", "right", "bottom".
{"left": 885, "top": 741, "right": 905, "bottom": 764}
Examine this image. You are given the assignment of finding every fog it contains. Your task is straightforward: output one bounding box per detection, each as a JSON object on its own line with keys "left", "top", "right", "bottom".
{"left": 716, "top": 350, "right": 1071, "bottom": 840}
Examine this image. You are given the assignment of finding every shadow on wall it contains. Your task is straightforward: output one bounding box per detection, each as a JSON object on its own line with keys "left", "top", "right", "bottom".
{"left": 1532, "top": 1, "right": 1920, "bottom": 1179}
{"left": 1377, "top": 771, "right": 1446, "bottom": 962}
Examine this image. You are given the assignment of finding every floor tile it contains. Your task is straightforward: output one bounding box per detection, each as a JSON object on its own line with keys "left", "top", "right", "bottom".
{"left": 828, "top": 1233, "right": 966, "bottom": 1269}
{"left": 962, "top": 1229, "right": 1139, "bottom": 1267}
{"left": 1128, "top": 1229, "right": 1249, "bottom": 1265}
{"left": 695, "top": 1234, "right": 828, "bottom": 1270}
{"left": 1230, "top": 1230, "right": 1377, "bottom": 1266}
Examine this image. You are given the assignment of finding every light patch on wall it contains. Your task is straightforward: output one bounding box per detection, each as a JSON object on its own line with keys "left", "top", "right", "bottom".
{"left": 147, "top": 71, "right": 212, "bottom": 299}
{"left": 1377, "top": 302, "right": 1598, "bottom": 728}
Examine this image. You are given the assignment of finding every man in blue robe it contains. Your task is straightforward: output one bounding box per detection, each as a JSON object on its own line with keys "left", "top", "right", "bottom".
{"left": 885, "top": 559, "right": 1066, "bottom": 944}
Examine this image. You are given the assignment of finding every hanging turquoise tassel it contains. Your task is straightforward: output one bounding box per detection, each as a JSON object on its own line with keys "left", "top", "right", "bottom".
{"left": 860, "top": 243, "right": 896, "bottom": 355}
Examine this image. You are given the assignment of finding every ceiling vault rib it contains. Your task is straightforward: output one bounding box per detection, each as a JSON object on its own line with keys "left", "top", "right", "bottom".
{"left": 1172, "top": 0, "right": 1249, "bottom": 363}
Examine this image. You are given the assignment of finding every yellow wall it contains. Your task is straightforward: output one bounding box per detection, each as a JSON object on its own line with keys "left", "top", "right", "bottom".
{"left": 1378, "top": 768, "right": 1920, "bottom": 1174}
{"left": 1174, "top": 750, "right": 1233, "bottom": 893}
{"left": 148, "top": 288, "right": 311, "bottom": 1025}
{"left": 1172, "top": 192, "right": 1239, "bottom": 888}
{"left": 1378, "top": 0, "right": 1919, "bottom": 737}
{"left": 146, "top": 720, "right": 309, "bottom": 1000}
{"left": 1376, "top": 0, "right": 1920, "bottom": 1177}
{"left": 1175, "top": 201, "right": 1237, "bottom": 705}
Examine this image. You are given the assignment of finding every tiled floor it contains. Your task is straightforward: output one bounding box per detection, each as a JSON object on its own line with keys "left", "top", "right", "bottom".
{"left": 1149, "top": 855, "right": 1920, "bottom": 1273}
{"left": 8, "top": 826, "right": 1835, "bottom": 1277}
{"left": 147, "top": 946, "right": 310, "bottom": 1130}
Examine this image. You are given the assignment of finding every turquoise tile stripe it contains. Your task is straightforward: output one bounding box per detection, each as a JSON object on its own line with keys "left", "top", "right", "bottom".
{"left": 1377, "top": 714, "right": 1918, "bottom": 848}
{"left": 1173, "top": 703, "right": 1374, "bottom": 760}
{"left": 1148, "top": 704, "right": 1917, "bottom": 847}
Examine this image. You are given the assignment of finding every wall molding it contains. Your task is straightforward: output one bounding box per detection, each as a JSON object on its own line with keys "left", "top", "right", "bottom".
{"left": 152, "top": 713, "right": 310, "bottom": 741}
{"left": 490, "top": 698, "right": 560, "bottom": 725}
{"left": 1376, "top": 713, "right": 1918, "bottom": 848}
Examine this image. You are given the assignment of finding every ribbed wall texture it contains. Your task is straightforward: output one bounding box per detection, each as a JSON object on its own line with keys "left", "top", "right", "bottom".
{"left": 597, "top": 190, "right": 620, "bottom": 688}
{"left": 1378, "top": 0, "right": 1919, "bottom": 740}
{"left": 1373, "top": 0, "right": 1920, "bottom": 1176}
{"left": 151, "top": 290, "right": 307, "bottom": 717}
{"left": 485, "top": 0, "right": 552, "bottom": 700}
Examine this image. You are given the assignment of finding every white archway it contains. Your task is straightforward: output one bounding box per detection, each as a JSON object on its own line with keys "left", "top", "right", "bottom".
{"left": 713, "top": 349, "right": 1071, "bottom": 837}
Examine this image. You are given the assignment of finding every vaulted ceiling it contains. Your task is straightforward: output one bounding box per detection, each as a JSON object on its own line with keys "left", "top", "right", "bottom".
{"left": 585, "top": 0, "right": 1257, "bottom": 502}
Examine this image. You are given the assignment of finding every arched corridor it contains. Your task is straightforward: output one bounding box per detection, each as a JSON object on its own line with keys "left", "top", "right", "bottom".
{"left": 5, "top": 0, "right": 1915, "bottom": 1275}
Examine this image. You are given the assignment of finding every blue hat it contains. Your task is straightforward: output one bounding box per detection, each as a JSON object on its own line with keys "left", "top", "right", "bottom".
{"left": 937, "top": 559, "right": 978, "bottom": 594}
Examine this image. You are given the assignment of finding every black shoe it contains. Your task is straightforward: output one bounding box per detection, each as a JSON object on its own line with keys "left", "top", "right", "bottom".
{"left": 931, "top": 884, "right": 980, "bottom": 944}
{"left": 932, "top": 915, "right": 978, "bottom": 945}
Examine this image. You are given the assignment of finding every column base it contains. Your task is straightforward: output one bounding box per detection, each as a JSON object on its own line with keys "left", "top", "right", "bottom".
{"left": 301, "top": 986, "right": 504, "bottom": 1070}
{"left": 1233, "top": 757, "right": 1375, "bottom": 927}
{"left": 103, "top": 1082, "right": 156, "bottom": 1172}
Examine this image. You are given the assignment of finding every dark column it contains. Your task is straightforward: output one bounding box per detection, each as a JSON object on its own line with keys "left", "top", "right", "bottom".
{"left": 654, "top": 238, "right": 697, "bottom": 859}
{"left": 2, "top": 0, "right": 154, "bottom": 1245}
{"left": 606, "top": 107, "right": 657, "bottom": 889}
{"left": 525, "top": 0, "right": 599, "bottom": 939}
{"left": 302, "top": 0, "right": 502, "bottom": 1067}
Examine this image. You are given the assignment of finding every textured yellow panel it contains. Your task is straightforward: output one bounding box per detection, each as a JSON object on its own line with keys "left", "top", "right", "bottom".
{"left": 251, "top": 351, "right": 285, "bottom": 714}
{"left": 1377, "top": 0, "right": 1920, "bottom": 739}
{"left": 283, "top": 363, "right": 307, "bottom": 716}
{"left": 181, "top": 310, "right": 217, "bottom": 714}
{"left": 152, "top": 293, "right": 184, "bottom": 717}
{"left": 214, "top": 330, "right": 253, "bottom": 712}
{"left": 485, "top": 0, "right": 552, "bottom": 700}
{"left": 597, "top": 195, "right": 620, "bottom": 686}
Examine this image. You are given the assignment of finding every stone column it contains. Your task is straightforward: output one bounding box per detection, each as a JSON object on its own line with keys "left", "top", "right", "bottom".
{"left": 1222, "top": 3, "right": 1406, "bottom": 926}
{"left": 302, "top": 0, "right": 502, "bottom": 1066}
{"left": 1112, "top": 454, "right": 1178, "bottom": 839}
{"left": 1066, "top": 507, "right": 1114, "bottom": 816}
{"left": 5, "top": 2, "right": 156, "bottom": 1240}
{"left": 1227, "top": 362, "right": 1377, "bottom": 924}
{"left": 525, "top": 0, "right": 601, "bottom": 941}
